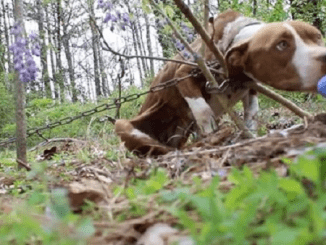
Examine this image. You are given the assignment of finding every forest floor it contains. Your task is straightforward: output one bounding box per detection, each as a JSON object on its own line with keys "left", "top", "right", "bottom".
{"left": 1, "top": 101, "right": 326, "bottom": 244}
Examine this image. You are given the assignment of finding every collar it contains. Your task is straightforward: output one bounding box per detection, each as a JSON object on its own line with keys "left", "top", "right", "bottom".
{"left": 224, "top": 21, "right": 262, "bottom": 52}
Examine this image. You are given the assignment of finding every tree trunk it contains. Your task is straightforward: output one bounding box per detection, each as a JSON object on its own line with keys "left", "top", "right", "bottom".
{"left": 0, "top": 2, "right": 4, "bottom": 74}
{"left": 144, "top": 13, "right": 154, "bottom": 77}
{"left": 97, "top": 25, "right": 110, "bottom": 96}
{"left": 2, "top": 1, "right": 12, "bottom": 74}
{"left": 46, "top": 6, "right": 57, "bottom": 99}
{"left": 36, "top": 0, "right": 51, "bottom": 98}
{"left": 124, "top": 1, "right": 143, "bottom": 85}
{"left": 253, "top": 0, "right": 257, "bottom": 16}
{"left": 89, "top": 4, "right": 101, "bottom": 99}
{"left": 289, "top": 0, "right": 295, "bottom": 19}
{"left": 131, "top": 22, "right": 143, "bottom": 86}
{"left": 13, "top": 0, "right": 27, "bottom": 168}
{"left": 97, "top": 42, "right": 110, "bottom": 96}
{"left": 62, "top": 22, "right": 78, "bottom": 102}
{"left": 135, "top": 9, "right": 149, "bottom": 75}
{"left": 55, "top": 0, "right": 65, "bottom": 102}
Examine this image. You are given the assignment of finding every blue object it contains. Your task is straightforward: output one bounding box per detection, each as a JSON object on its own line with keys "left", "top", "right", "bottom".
{"left": 317, "top": 75, "right": 326, "bottom": 98}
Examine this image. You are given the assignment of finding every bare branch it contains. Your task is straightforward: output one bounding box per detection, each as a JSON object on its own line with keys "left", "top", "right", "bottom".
{"left": 247, "top": 82, "right": 313, "bottom": 119}
{"left": 87, "top": 14, "right": 199, "bottom": 68}
{"left": 101, "top": 46, "right": 199, "bottom": 67}
{"left": 173, "top": 0, "right": 228, "bottom": 78}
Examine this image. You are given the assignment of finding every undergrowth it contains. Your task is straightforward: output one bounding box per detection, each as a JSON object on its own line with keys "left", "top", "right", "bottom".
{"left": 1, "top": 144, "right": 326, "bottom": 244}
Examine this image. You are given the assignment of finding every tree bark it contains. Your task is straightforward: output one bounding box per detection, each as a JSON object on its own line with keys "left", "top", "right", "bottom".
{"left": 97, "top": 25, "right": 110, "bottom": 96}
{"left": 36, "top": 0, "right": 51, "bottom": 98}
{"left": 2, "top": 0, "right": 12, "bottom": 74}
{"left": 62, "top": 21, "right": 78, "bottom": 102}
{"left": 131, "top": 21, "right": 143, "bottom": 86}
{"left": 135, "top": 8, "right": 149, "bottom": 76}
{"left": 89, "top": 4, "right": 101, "bottom": 99}
{"left": 144, "top": 13, "right": 154, "bottom": 77}
{"left": 97, "top": 43, "right": 110, "bottom": 96}
{"left": 13, "top": 0, "right": 27, "bottom": 168}
{"left": 55, "top": 0, "right": 65, "bottom": 102}
{"left": 0, "top": 2, "right": 4, "bottom": 74}
{"left": 46, "top": 6, "right": 57, "bottom": 99}
{"left": 253, "top": 0, "right": 257, "bottom": 16}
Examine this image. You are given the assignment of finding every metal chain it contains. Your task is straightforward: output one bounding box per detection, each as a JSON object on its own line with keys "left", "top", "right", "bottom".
{"left": 0, "top": 66, "right": 212, "bottom": 148}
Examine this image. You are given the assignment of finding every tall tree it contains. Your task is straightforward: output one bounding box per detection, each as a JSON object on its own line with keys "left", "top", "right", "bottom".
{"left": 46, "top": 5, "right": 58, "bottom": 99}
{"left": 12, "top": 0, "right": 27, "bottom": 168}
{"left": 135, "top": 8, "right": 149, "bottom": 76}
{"left": 96, "top": 30, "right": 110, "bottom": 96}
{"left": 144, "top": 13, "right": 154, "bottom": 77}
{"left": 0, "top": 2, "right": 4, "bottom": 74}
{"left": 2, "top": 1, "right": 13, "bottom": 76}
{"left": 89, "top": 1, "right": 102, "bottom": 99}
{"left": 55, "top": 0, "right": 65, "bottom": 102}
{"left": 61, "top": 1, "right": 78, "bottom": 102}
{"left": 36, "top": 0, "right": 51, "bottom": 98}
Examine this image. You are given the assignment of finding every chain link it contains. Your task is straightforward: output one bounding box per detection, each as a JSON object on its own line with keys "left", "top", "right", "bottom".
{"left": 0, "top": 63, "right": 221, "bottom": 148}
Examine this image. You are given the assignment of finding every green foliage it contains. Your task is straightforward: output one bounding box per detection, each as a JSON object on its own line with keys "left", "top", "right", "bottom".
{"left": 160, "top": 147, "right": 326, "bottom": 244}
{"left": 0, "top": 86, "right": 147, "bottom": 148}
{"left": 0, "top": 159, "right": 94, "bottom": 244}
{"left": 0, "top": 75, "right": 15, "bottom": 134}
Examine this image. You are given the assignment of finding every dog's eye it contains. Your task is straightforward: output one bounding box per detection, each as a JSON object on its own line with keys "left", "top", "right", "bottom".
{"left": 276, "top": 41, "right": 288, "bottom": 51}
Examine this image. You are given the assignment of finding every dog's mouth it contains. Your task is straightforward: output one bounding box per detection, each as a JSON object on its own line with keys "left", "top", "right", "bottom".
{"left": 317, "top": 75, "right": 326, "bottom": 97}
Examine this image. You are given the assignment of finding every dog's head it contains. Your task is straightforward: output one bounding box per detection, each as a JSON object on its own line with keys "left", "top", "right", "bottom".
{"left": 225, "top": 21, "right": 326, "bottom": 91}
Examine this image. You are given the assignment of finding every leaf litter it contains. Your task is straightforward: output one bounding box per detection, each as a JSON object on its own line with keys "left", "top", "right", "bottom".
{"left": 1, "top": 113, "right": 326, "bottom": 244}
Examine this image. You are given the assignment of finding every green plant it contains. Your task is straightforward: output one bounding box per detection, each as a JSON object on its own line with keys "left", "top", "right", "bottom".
{"left": 163, "top": 146, "right": 326, "bottom": 245}
{"left": 0, "top": 160, "right": 95, "bottom": 245}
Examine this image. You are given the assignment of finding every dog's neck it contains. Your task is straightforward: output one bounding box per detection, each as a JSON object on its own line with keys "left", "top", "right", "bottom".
{"left": 218, "top": 16, "right": 264, "bottom": 54}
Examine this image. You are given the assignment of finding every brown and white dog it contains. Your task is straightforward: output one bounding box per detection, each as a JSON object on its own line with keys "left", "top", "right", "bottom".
{"left": 115, "top": 10, "right": 326, "bottom": 156}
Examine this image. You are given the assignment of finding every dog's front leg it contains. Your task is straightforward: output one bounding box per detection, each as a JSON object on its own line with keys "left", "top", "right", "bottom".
{"left": 184, "top": 96, "right": 217, "bottom": 133}
{"left": 175, "top": 67, "right": 217, "bottom": 134}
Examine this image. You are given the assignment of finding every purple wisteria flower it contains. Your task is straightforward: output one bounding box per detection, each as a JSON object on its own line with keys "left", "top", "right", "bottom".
{"left": 97, "top": 0, "right": 105, "bottom": 8}
{"left": 98, "top": 0, "right": 130, "bottom": 32}
{"left": 29, "top": 32, "right": 38, "bottom": 40}
{"left": 175, "top": 40, "right": 184, "bottom": 51}
{"left": 9, "top": 22, "right": 40, "bottom": 83}
{"left": 104, "top": 13, "right": 112, "bottom": 23}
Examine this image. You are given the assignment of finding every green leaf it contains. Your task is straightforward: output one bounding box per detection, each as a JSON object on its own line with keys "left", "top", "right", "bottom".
{"left": 165, "top": 5, "right": 175, "bottom": 18}
{"left": 279, "top": 178, "right": 304, "bottom": 200}
{"left": 141, "top": 0, "right": 151, "bottom": 14}
{"left": 309, "top": 201, "right": 325, "bottom": 237}
{"left": 228, "top": 168, "right": 242, "bottom": 185}
{"left": 160, "top": 187, "right": 190, "bottom": 202}
{"left": 77, "top": 218, "right": 95, "bottom": 239}
{"left": 50, "top": 188, "right": 71, "bottom": 219}
{"left": 271, "top": 227, "right": 299, "bottom": 245}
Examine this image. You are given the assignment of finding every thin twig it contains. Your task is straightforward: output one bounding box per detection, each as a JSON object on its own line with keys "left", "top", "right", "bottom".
{"left": 162, "top": 135, "right": 268, "bottom": 159}
{"left": 87, "top": 14, "right": 199, "bottom": 67}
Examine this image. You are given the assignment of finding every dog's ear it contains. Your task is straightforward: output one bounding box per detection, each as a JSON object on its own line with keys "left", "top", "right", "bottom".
{"left": 224, "top": 40, "right": 249, "bottom": 77}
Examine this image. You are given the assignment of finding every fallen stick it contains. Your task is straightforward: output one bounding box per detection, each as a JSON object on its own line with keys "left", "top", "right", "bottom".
{"left": 29, "top": 138, "right": 86, "bottom": 152}
{"left": 247, "top": 82, "right": 313, "bottom": 119}
{"left": 16, "top": 158, "right": 31, "bottom": 171}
